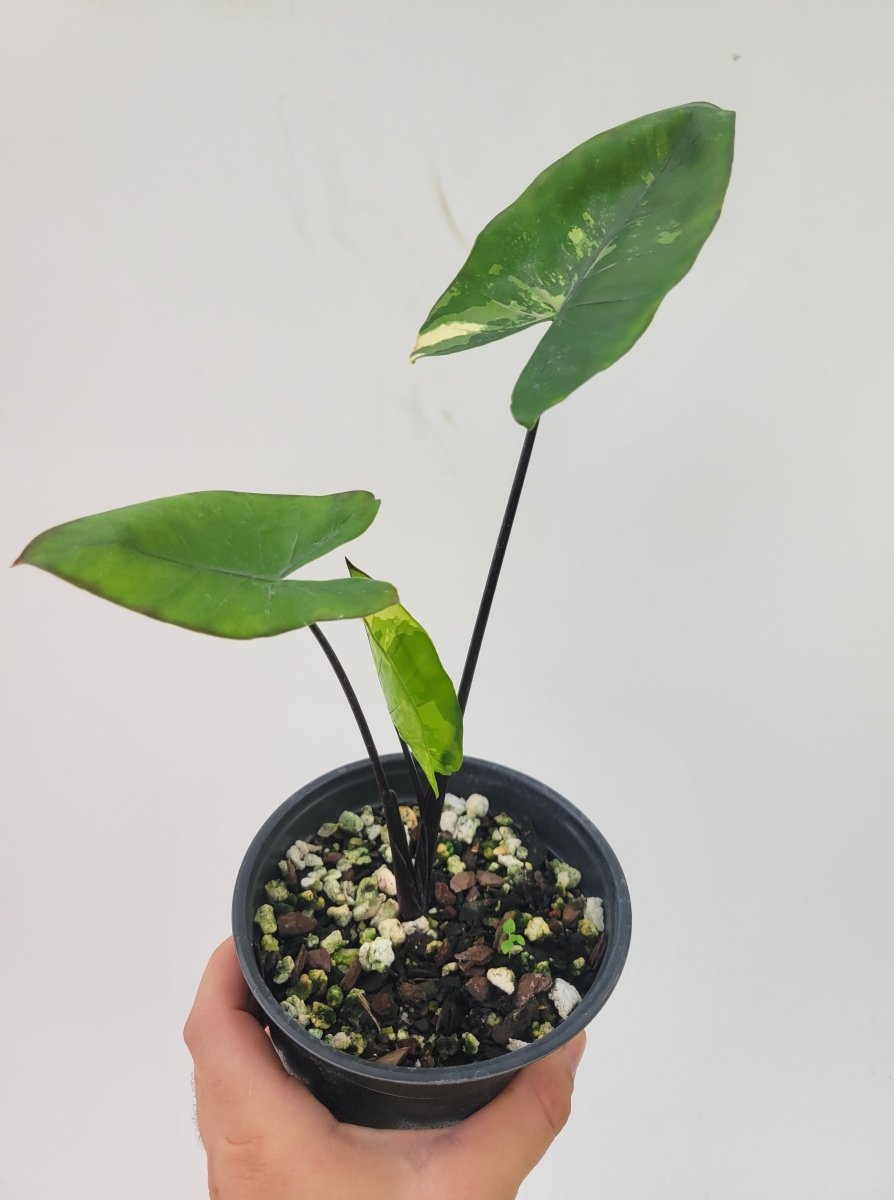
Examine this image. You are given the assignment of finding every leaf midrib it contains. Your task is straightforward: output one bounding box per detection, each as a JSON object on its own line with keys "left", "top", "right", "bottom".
{"left": 62, "top": 539, "right": 325, "bottom": 585}
{"left": 366, "top": 621, "right": 443, "bottom": 779}
{"left": 557, "top": 112, "right": 693, "bottom": 318}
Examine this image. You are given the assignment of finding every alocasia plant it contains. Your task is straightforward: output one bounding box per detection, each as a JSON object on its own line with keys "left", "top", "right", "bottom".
{"left": 15, "top": 101, "right": 734, "bottom": 919}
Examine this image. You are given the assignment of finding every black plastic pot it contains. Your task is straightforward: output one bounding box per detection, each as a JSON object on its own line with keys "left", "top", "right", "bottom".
{"left": 232, "top": 754, "right": 632, "bottom": 1129}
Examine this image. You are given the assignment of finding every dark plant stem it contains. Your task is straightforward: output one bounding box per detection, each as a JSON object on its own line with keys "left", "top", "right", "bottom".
{"left": 309, "top": 624, "right": 390, "bottom": 795}
{"left": 398, "top": 737, "right": 426, "bottom": 806}
{"left": 308, "top": 624, "right": 422, "bottom": 917}
{"left": 397, "top": 736, "right": 440, "bottom": 904}
{"left": 457, "top": 421, "right": 539, "bottom": 713}
{"left": 415, "top": 423, "right": 541, "bottom": 903}
{"left": 380, "top": 786, "right": 424, "bottom": 918}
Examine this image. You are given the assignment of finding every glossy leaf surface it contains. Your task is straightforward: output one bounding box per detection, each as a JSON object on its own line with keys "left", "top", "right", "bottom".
{"left": 17, "top": 491, "right": 396, "bottom": 638}
{"left": 348, "top": 561, "right": 462, "bottom": 794}
{"left": 412, "top": 102, "right": 735, "bottom": 426}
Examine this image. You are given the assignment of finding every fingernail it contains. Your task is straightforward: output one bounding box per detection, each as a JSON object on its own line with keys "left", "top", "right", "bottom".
{"left": 565, "top": 1033, "right": 586, "bottom": 1076}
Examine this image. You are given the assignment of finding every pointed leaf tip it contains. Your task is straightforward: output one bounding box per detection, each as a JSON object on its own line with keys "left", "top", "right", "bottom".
{"left": 18, "top": 490, "right": 395, "bottom": 638}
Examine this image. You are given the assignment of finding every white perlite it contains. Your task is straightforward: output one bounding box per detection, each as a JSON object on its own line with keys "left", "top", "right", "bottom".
{"left": 281, "top": 995, "right": 308, "bottom": 1024}
{"left": 498, "top": 854, "right": 524, "bottom": 870}
{"left": 507, "top": 1038, "right": 530, "bottom": 1052}
{"left": 486, "top": 967, "right": 516, "bottom": 995}
{"left": 326, "top": 904, "right": 352, "bottom": 927}
{"left": 358, "top": 937, "right": 395, "bottom": 973}
{"left": 286, "top": 839, "right": 320, "bottom": 868}
{"left": 550, "top": 978, "right": 582, "bottom": 1019}
{"left": 454, "top": 814, "right": 480, "bottom": 844}
{"left": 443, "top": 793, "right": 467, "bottom": 813}
{"left": 551, "top": 859, "right": 582, "bottom": 891}
{"left": 497, "top": 834, "right": 522, "bottom": 856}
{"left": 524, "top": 916, "right": 551, "bottom": 942}
{"left": 371, "top": 898, "right": 399, "bottom": 928}
{"left": 322, "top": 872, "right": 346, "bottom": 903}
{"left": 399, "top": 805, "right": 418, "bottom": 830}
{"left": 465, "top": 793, "right": 489, "bottom": 820}
{"left": 584, "top": 896, "right": 605, "bottom": 933}
{"left": 373, "top": 865, "right": 397, "bottom": 897}
{"left": 439, "top": 809, "right": 458, "bottom": 835}
{"left": 377, "top": 918, "right": 406, "bottom": 946}
{"left": 351, "top": 892, "right": 382, "bottom": 922}
{"left": 401, "top": 916, "right": 431, "bottom": 937}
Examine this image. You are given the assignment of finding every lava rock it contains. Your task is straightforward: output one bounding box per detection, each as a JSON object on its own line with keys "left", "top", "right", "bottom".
{"left": 306, "top": 948, "right": 332, "bottom": 973}
{"left": 369, "top": 989, "right": 398, "bottom": 1023}
{"left": 491, "top": 997, "right": 539, "bottom": 1046}
{"left": 516, "top": 971, "right": 553, "bottom": 1004}
{"left": 340, "top": 957, "right": 361, "bottom": 992}
{"left": 449, "top": 871, "right": 477, "bottom": 893}
{"left": 397, "top": 980, "right": 431, "bottom": 1009}
{"left": 455, "top": 944, "right": 494, "bottom": 973}
{"left": 375, "top": 1047, "right": 411, "bottom": 1066}
{"left": 464, "top": 974, "right": 490, "bottom": 1003}
{"left": 276, "top": 912, "right": 317, "bottom": 937}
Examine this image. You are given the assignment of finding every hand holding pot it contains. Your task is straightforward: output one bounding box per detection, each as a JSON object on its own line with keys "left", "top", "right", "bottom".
{"left": 185, "top": 940, "right": 586, "bottom": 1200}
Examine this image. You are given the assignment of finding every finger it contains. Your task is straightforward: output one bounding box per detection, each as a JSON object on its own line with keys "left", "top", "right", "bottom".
{"left": 183, "top": 938, "right": 333, "bottom": 1141}
{"left": 452, "top": 1034, "right": 586, "bottom": 1188}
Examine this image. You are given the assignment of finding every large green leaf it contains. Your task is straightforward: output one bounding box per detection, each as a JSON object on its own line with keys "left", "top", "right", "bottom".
{"left": 348, "top": 561, "right": 462, "bottom": 794}
{"left": 16, "top": 491, "right": 397, "bottom": 638}
{"left": 412, "top": 102, "right": 735, "bottom": 427}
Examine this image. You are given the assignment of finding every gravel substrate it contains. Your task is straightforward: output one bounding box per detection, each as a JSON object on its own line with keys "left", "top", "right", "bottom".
{"left": 253, "top": 790, "right": 607, "bottom": 1066}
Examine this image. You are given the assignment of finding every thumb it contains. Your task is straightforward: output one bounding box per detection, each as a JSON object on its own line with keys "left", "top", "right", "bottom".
{"left": 184, "top": 939, "right": 333, "bottom": 1146}
{"left": 454, "top": 1033, "right": 585, "bottom": 1189}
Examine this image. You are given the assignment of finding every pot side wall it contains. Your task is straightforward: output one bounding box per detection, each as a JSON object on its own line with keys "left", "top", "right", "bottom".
{"left": 232, "top": 755, "right": 632, "bottom": 1129}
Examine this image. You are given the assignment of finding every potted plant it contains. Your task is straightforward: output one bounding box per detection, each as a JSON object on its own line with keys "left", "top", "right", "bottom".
{"left": 15, "top": 101, "right": 735, "bottom": 1128}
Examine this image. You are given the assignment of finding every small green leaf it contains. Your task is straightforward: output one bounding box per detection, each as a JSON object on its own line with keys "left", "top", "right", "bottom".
{"left": 17, "top": 491, "right": 396, "bottom": 638}
{"left": 412, "top": 102, "right": 735, "bottom": 427}
{"left": 348, "top": 561, "right": 462, "bottom": 794}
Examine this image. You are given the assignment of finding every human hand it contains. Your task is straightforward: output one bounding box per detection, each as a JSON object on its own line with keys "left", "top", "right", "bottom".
{"left": 184, "top": 940, "right": 586, "bottom": 1200}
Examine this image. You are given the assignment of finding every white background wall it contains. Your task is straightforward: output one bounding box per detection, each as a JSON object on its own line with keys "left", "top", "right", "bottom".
{"left": 2, "top": 2, "right": 892, "bottom": 1197}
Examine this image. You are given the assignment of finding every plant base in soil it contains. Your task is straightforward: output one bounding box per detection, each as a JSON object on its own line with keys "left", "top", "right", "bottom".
{"left": 253, "top": 790, "right": 607, "bottom": 1067}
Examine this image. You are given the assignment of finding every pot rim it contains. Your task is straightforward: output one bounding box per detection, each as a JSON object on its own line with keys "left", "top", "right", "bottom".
{"left": 232, "top": 754, "right": 632, "bottom": 1089}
